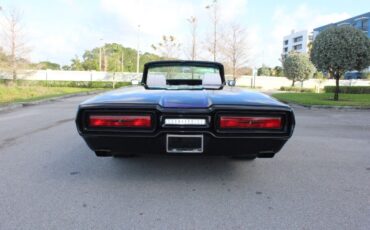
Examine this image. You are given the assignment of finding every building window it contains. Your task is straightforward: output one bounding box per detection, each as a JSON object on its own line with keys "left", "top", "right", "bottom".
{"left": 293, "top": 44, "right": 302, "bottom": 50}
{"left": 284, "top": 40, "right": 288, "bottom": 45}
{"left": 362, "top": 19, "right": 368, "bottom": 31}
{"left": 352, "top": 21, "right": 360, "bottom": 29}
{"left": 283, "top": 47, "right": 288, "bottom": 52}
{"left": 338, "top": 22, "right": 351, "bottom": 27}
{"left": 293, "top": 36, "right": 303, "bottom": 43}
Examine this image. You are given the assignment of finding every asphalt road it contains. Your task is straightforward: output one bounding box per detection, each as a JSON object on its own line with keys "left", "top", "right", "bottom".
{"left": 0, "top": 95, "right": 369, "bottom": 230}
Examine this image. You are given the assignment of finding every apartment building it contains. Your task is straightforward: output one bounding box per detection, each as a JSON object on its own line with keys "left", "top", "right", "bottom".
{"left": 282, "top": 30, "right": 311, "bottom": 58}
{"left": 313, "top": 12, "right": 370, "bottom": 39}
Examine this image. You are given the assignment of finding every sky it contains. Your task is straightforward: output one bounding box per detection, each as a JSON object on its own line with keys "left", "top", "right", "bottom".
{"left": 0, "top": 0, "right": 369, "bottom": 67}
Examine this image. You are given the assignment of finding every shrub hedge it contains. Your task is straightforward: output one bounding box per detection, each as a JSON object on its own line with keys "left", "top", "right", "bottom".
{"left": 280, "top": 86, "right": 315, "bottom": 93}
{"left": 0, "top": 79, "right": 131, "bottom": 88}
{"left": 324, "top": 86, "right": 370, "bottom": 94}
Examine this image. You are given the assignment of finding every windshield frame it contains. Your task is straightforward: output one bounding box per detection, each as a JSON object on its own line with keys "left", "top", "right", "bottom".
{"left": 142, "top": 60, "right": 225, "bottom": 90}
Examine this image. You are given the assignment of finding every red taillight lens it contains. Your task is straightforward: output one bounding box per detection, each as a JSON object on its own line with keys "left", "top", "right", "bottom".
{"left": 219, "top": 116, "right": 282, "bottom": 129}
{"left": 89, "top": 115, "right": 151, "bottom": 128}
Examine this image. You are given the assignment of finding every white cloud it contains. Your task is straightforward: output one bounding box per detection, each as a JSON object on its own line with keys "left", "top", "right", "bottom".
{"left": 28, "top": 23, "right": 103, "bottom": 64}
{"left": 219, "top": 0, "right": 248, "bottom": 22}
{"left": 99, "top": 0, "right": 249, "bottom": 57}
{"left": 3, "top": 0, "right": 355, "bottom": 68}
{"left": 101, "top": 0, "right": 193, "bottom": 37}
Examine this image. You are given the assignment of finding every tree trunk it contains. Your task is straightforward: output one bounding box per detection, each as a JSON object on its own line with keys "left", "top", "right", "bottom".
{"left": 232, "top": 62, "right": 236, "bottom": 81}
{"left": 334, "top": 72, "right": 340, "bottom": 101}
{"left": 11, "top": 36, "right": 17, "bottom": 81}
{"left": 12, "top": 68, "right": 17, "bottom": 81}
{"left": 291, "top": 80, "right": 295, "bottom": 87}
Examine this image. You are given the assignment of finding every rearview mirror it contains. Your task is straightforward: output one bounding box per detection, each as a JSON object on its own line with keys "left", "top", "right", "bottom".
{"left": 227, "top": 80, "right": 236, "bottom": 87}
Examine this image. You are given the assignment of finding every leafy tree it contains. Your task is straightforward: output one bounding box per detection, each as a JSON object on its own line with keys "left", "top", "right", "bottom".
{"left": 311, "top": 26, "right": 370, "bottom": 100}
{"left": 313, "top": 71, "right": 324, "bottom": 79}
{"left": 273, "top": 66, "right": 284, "bottom": 77}
{"left": 78, "top": 43, "right": 161, "bottom": 72}
{"left": 37, "top": 61, "right": 60, "bottom": 70}
{"left": 62, "top": 65, "right": 71, "bottom": 71}
{"left": 82, "top": 49, "right": 100, "bottom": 71}
{"left": 283, "top": 52, "right": 316, "bottom": 87}
{"left": 257, "top": 65, "right": 271, "bottom": 76}
{"left": 70, "top": 56, "right": 84, "bottom": 70}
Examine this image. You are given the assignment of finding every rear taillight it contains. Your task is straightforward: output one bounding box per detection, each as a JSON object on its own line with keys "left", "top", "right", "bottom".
{"left": 219, "top": 116, "right": 282, "bottom": 129}
{"left": 89, "top": 115, "right": 151, "bottom": 128}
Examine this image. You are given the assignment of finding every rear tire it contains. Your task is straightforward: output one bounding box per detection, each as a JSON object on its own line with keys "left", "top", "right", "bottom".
{"left": 112, "top": 154, "right": 137, "bottom": 158}
{"left": 231, "top": 155, "right": 257, "bottom": 160}
{"left": 94, "top": 151, "right": 112, "bottom": 157}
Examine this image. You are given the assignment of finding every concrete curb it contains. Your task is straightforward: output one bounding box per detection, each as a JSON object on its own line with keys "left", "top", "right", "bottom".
{"left": 287, "top": 102, "right": 370, "bottom": 110}
{"left": 0, "top": 90, "right": 104, "bottom": 113}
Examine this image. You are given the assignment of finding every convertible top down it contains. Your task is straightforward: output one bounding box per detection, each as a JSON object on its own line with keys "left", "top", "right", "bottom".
{"left": 76, "top": 60, "right": 295, "bottom": 159}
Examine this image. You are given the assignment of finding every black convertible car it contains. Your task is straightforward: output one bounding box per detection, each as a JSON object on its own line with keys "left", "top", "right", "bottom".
{"left": 76, "top": 60, "right": 295, "bottom": 159}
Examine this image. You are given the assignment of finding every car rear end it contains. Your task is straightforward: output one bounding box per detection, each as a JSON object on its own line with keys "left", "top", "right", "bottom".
{"left": 76, "top": 104, "right": 295, "bottom": 158}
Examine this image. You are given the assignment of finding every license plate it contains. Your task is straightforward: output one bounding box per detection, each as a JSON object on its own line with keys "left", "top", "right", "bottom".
{"left": 164, "top": 118, "right": 206, "bottom": 126}
{"left": 166, "top": 135, "right": 203, "bottom": 153}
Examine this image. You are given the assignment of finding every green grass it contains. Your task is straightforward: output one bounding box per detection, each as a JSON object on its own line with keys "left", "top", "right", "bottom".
{"left": 272, "top": 93, "right": 370, "bottom": 107}
{"left": 0, "top": 85, "right": 104, "bottom": 105}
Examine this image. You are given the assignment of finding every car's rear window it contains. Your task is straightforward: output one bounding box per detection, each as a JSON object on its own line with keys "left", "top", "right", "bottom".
{"left": 146, "top": 65, "right": 222, "bottom": 89}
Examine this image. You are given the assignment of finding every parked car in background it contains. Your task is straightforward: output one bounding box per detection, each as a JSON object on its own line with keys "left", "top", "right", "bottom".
{"left": 344, "top": 71, "right": 363, "bottom": 79}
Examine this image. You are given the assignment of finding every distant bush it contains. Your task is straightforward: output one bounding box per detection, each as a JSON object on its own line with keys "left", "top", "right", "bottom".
{"left": 324, "top": 86, "right": 370, "bottom": 94}
{"left": 313, "top": 71, "right": 325, "bottom": 79}
{"left": 280, "top": 86, "right": 315, "bottom": 93}
{"left": 0, "top": 80, "right": 131, "bottom": 88}
{"left": 362, "top": 72, "right": 370, "bottom": 80}
{"left": 257, "top": 66, "right": 271, "bottom": 76}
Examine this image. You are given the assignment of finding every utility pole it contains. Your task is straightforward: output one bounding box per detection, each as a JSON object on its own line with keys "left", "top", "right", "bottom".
{"left": 121, "top": 51, "right": 124, "bottom": 72}
{"left": 99, "top": 47, "right": 101, "bottom": 71}
{"left": 103, "top": 46, "right": 107, "bottom": 72}
{"left": 136, "top": 24, "right": 141, "bottom": 76}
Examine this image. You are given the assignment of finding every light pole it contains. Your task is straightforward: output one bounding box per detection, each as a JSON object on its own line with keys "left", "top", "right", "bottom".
{"left": 136, "top": 24, "right": 141, "bottom": 76}
{"left": 99, "top": 38, "right": 103, "bottom": 71}
{"left": 121, "top": 51, "right": 124, "bottom": 72}
{"left": 187, "top": 16, "right": 197, "bottom": 61}
{"left": 205, "top": 0, "right": 218, "bottom": 62}
{"left": 0, "top": 7, "right": 2, "bottom": 51}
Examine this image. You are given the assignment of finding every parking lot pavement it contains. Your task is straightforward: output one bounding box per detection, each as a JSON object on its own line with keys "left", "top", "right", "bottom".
{"left": 0, "top": 95, "right": 369, "bottom": 230}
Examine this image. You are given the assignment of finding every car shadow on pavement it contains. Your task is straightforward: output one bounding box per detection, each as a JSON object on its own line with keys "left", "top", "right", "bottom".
{"left": 60, "top": 144, "right": 258, "bottom": 183}
{"left": 105, "top": 155, "right": 247, "bottom": 182}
